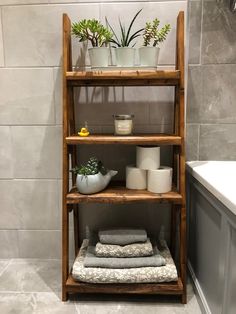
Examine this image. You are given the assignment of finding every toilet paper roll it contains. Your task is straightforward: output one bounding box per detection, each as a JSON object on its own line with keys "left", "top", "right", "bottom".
{"left": 136, "top": 146, "right": 160, "bottom": 170}
{"left": 126, "top": 165, "right": 147, "bottom": 190}
{"left": 147, "top": 166, "right": 173, "bottom": 193}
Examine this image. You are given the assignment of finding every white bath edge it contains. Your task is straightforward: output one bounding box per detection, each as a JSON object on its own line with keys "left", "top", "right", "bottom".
{"left": 186, "top": 161, "right": 236, "bottom": 216}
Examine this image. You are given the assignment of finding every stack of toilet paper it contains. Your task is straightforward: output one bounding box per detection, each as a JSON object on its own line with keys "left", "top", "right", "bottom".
{"left": 126, "top": 146, "right": 172, "bottom": 193}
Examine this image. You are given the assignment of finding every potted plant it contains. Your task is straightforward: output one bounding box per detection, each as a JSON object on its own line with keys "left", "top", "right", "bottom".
{"left": 71, "top": 157, "right": 118, "bottom": 194}
{"left": 72, "top": 19, "right": 113, "bottom": 68}
{"left": 106, "top": 9, "right": 143, "bottom": 67}
{"left": 139, "top": 19, "right": 171, "bottom": 66}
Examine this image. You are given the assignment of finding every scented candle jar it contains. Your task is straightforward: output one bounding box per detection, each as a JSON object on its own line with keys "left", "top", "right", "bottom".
{"left": 113, "top": 114, "right": 134, "bottom": 135}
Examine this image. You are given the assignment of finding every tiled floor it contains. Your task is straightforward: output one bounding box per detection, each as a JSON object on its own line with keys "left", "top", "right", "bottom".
{"left": 0, "top": 259, "right": 202, "bottom": 314}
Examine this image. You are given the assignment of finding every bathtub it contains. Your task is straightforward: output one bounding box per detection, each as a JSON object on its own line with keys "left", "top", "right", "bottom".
{"left": 186, "top": 161, "right": 236, "bottom": 314}
{"left": 187, "top": 161, "right": 236, "bottom": 215}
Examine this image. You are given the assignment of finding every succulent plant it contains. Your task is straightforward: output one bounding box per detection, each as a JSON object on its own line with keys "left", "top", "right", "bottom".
{"left": 143, "top": 18, "right": 171, "bottom": 47}
{"left": 72, "top": 19, "right": 113, "bottom": 47}
{"left": 71, "top": 157, "right": 107, "bottom": 176}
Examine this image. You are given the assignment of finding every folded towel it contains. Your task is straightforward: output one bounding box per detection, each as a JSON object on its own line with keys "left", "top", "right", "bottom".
{"left": 84, "top": 245, "right": 166, "bottom": 268}
{"left": 98, "top": 229, "right": 147, "bottom": 245}
{"left": 95, "top": 238, "right": 153, "bottom": 257}
{"left": 72, "top": 239, "right": 178, "bottom": 283}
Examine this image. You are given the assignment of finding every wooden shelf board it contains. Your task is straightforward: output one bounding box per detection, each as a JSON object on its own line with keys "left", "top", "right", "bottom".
{"left": 66, "top": 70, "right": 180, "bottom": 86}
{"left": 66, "top": 184, "right": 182, "bottom": 204}
{"left": 66, "top": 134, "right": 182, "bottom": 145}
{"left": 66, "top": 275, "right": 183, "bottom": 295}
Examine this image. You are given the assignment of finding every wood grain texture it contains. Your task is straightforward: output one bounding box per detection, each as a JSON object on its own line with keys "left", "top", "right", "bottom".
{"left": 66, "top": 184, "right": 182, "bottom": 204}
{"left": 176, "top": 11, "right": 187, "bottom": 304}
{"left": 66, "top": 134, "right": 182, "bottom": 145}
{"left": 66, "top": 275, "right": 183, "bottom": 295}
{"left": 176, "top": 12, "right": 185, "bottom": 90}
{"left": 66, "top": 70, "right": 180, "bottom": 86}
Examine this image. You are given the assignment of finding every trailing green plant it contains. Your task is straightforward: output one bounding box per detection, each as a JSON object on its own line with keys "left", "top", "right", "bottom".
{"left": 71, "top": 19, "right": 113, "bottom": 47}
{"left": 106, "top": 9, "right": 143, "bottom": 47}
{"left": 71, "top": 157, "right": 107, "bottom": 176}
{"left": 142, "top": 18, "right": 171, "bottom": 47}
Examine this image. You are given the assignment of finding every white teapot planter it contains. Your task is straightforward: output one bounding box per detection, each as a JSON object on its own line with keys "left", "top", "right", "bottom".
{"left": 76, "top": 170, "right": 118, "bottom": 194}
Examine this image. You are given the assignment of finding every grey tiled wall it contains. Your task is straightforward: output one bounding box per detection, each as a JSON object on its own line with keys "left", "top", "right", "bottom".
{"left": 186, "top": 0, "right": 236, "bottom": 161}
{"left": 0, "top": 1, "right": 186, "bottom": 258}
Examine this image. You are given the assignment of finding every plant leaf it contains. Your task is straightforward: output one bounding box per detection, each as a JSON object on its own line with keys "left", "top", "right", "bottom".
{"left": 105, "top": 17, "right": 120, "bottom": 45}
{"left": 125, "top": 8, "right": 143, "bottom": 46}
{"left": 127, "top": 27, "right": 144, "bottom": 46}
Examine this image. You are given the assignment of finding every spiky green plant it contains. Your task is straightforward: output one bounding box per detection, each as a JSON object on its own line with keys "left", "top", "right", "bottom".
{"left": 71, "top": 157, "right": 107, "bottom": 177}
{"left": 106, "top": 9, "right": 143, "bottom": 47}
{"left": 142, "top": 18, "right": 171, "bottom": 47}
{"left": 71, "top": 19, "right": 113, "bottom": 47}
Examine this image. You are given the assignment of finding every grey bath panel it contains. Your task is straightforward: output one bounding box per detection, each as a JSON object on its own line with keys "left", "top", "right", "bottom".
{"left": 194, "top": 189, "right": 223, "bottom": 314}
{"left": 225, "top": 225, "right": 236, "bottom": 314}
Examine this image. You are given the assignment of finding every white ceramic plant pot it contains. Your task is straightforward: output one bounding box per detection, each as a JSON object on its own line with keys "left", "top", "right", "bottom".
{"left": 88, "top": 47, "right": 110, "bottom": 68}
{"left": 139, "top": 47, "right": 160, "bottom": 67}
{"left": 76, "top": 170, "right": 118, "bottom": 194}
{"left": 147, "top": 166, "right": 173, "bottom": 193}
{"left": 115, "top": 47, "right": 136, "bottom": 67}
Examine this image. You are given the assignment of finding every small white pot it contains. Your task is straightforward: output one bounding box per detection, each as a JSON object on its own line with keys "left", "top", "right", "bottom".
{"left": 115, "top": 47, "right": 136, "bottom": 67}
{"left": 76, "top": 170, "right": 118, "bottom": 194}
{"left": 147, "top": 166, "right": 173, "bottom": 194}
{"left": 139, "top": 47, "right": 160, "bottom": 67}
{"left": 88, "top": 47, "right": 110, "bottom": 68}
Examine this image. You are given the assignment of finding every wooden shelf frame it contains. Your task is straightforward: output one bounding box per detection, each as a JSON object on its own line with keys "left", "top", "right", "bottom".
{"left": 66, "top": 70, "right": 180, "bottom": 86}
{"left": 66, "top": 134, "right": 182, "bottom": 145}
{"left": 67, "top": 184, "right": 182, "bottom": 204}
{"left": 62, "top": 12, "right": 186, "bottom": 303}
{"left": 66, "top": 274, "right": 183, "bottom": 295}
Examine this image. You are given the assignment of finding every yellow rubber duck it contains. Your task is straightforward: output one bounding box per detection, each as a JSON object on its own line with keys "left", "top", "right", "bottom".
{"left": 78, "top": 127, "right": 89, "bottom": 137}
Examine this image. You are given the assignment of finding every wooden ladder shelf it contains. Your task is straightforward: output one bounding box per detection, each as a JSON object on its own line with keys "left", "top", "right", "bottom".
{"left": 62, "top": 11, "right": 186, "bottom": 303}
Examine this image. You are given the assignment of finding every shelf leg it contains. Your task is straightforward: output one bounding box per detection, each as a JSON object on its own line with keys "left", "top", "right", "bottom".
{"left": 170, "top": 204, "right": 178, "bottom": 258}
{"left": 62, "top": 289, "right": 68, "bottom": 302}
{"left": 180, "top": 205, "right": 187, "bottom": 304}
{"left": 73, "top": 205, "right": 79, "bottom": 255}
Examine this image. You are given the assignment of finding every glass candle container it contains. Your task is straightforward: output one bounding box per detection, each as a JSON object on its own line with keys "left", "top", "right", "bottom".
{"left": 113, "top": 114, "right": 134, "bottom": 135}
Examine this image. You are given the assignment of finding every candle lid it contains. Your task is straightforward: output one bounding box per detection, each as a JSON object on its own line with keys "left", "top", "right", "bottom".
{"left": 113, "top": 114, "right": 134, "bottom": 120}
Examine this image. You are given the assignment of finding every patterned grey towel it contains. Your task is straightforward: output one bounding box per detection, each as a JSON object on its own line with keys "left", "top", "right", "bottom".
{"left": 72, "top": 239, "right": 178, "bottom": 284}
{"left": 95, "top": 238, "right": 154, "bottom": 257}
{"left": 84, "top": 245, "right": 166, "bottom": 268}
{"left": 98, "top": 229, "right": 147, "bottom": 245}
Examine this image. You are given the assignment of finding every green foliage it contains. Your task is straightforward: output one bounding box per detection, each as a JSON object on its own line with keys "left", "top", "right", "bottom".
{"left": 106, "top": 9, "right": 143, "bottom": 47}
{"left": 143, "top": 18, "right": 171, "bottom": 47}
{"left": 71, "top": 157, "right": 107, "bottom": 176}
{"left": 72, "top": 19, "right": 113, "bottom": 47}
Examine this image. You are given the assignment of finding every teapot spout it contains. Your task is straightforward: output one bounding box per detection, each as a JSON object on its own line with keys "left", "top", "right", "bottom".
{"left": 108, "top": 170, "right": 118, "bottom": 178}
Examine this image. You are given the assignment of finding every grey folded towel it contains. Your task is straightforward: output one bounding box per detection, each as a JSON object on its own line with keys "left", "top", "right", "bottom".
{"left": 95, "top": 238, "right": 154, "bottom": 257}
{"left": 98, "top": 229, "right": 147, "bottom": 245}
{"left": 84, "top": 245, "right": 166, "bottom": 268}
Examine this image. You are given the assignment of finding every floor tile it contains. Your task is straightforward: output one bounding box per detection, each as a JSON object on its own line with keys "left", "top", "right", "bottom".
{"left": 0, "top": 293, "right": 77, "bottom": 314}
{"left": 0, "top": 259, "right": 61, "bottom": 293}
{"left": 0, "top": 260, "right": 10, "bottom": 276}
